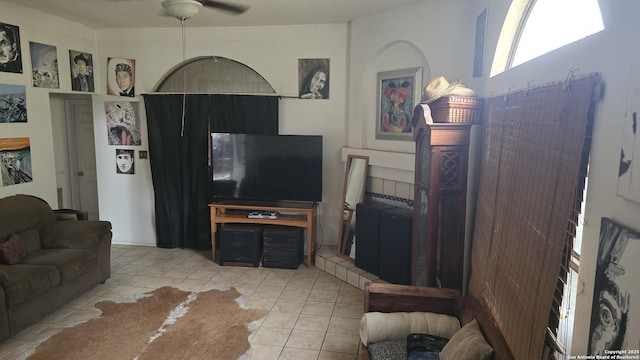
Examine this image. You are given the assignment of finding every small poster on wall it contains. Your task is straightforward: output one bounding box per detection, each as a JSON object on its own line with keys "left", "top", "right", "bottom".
{"left": 69, "top": 50, "right": 95, "bottom": 92}
{"left": 0, "top": 137, "right": 32, "bottom": 186}
{"left": 588, "top": 218, "right": 640, "bottom": 355}
{"left": 107, "top": 58, "right": 135, "bottom": 97}
{"left": 115, "top": 148, "right": 134, "bottom": 175}
{"left": 104, "top": 101, "right": 141, "bottom": 146}
{"left": 298, "top": 58, "right": 329, "bottom": 99}
{"left": 0, "top": 84, "right": 27, "bottom": 123}
{"left": 29, "top": 42, "right": 59, "bottom": 88}
{"left": 0, "top": 22, "right": 23, "bottom": 73}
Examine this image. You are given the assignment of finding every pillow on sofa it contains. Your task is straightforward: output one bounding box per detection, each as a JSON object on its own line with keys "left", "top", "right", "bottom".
{"left": 0, "top": 234, "right": 27, "bottom": 265}
{"left": 440, "top": 319, "right": 493, "bottom": 360}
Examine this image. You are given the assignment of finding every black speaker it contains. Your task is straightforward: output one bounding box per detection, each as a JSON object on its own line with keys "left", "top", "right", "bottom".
{"left": 379, "top": 207, "right": 413, "bottom": 285}
{"left": 263, "top": 225, "right": 304, "bottom": 269}
{"left": 220, "top": 225, "right": 262, "bottom": 267}
{"left": 355, "top": 199, "right": 396, "bottom": 276}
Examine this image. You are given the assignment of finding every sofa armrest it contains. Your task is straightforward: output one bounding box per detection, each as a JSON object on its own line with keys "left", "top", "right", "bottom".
{"left": 40, "top": 220, "right": 112, "bottom": 249}
{"left": 364, "top": 282, "right": 460, "bottom": 316}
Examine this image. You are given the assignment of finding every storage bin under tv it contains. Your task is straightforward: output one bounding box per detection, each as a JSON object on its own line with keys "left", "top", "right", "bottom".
{"left": 209, "top": 200, "right": 318, "bottom": 267}
{"left": 262, "top": 225, "right": 304, "bottom": 269}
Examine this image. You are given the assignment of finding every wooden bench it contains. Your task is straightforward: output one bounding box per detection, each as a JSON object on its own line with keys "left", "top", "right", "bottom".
{"left": 359, "top": 282, "right": 514, "bottom": 360}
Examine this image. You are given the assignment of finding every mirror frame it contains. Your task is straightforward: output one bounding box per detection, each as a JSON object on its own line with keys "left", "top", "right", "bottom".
{"left": 337, "top": 155, "right": 369, "bottom": 261}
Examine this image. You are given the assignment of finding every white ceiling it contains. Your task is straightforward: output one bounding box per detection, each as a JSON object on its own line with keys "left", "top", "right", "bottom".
{"left": 5, "top": 0, "right": 424, "bottom": 28}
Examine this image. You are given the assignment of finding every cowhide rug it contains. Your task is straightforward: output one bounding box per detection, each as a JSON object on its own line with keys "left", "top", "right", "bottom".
{"left": 27, "top": 286, "right": 267, "bottom": 360}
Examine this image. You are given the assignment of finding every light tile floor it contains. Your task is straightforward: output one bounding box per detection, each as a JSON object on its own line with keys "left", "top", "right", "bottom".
{"left": 0, "top": 244, "right": 367, "bottom": 360}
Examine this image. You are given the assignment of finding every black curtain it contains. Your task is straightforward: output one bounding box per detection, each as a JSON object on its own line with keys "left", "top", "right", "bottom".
{"left": 209, "top": 94, "right": 279, "bottom": 134}
{"left": 143, "top": 94, "right": 278, "bottom": 249}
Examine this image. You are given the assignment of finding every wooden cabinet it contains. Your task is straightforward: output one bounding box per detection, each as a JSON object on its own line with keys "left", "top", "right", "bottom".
{"left": 209, "top": 200, "right": 318, "bottom": 267}
{"left": 412, "top": 104, "right": 472, "bottom": 291}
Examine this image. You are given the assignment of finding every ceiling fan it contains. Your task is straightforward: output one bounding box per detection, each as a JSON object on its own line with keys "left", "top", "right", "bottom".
{"left": 161, "top": 0, "right": 249, "bottom": 20}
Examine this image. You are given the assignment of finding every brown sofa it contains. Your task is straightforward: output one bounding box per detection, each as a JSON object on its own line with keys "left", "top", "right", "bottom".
{"left": 359, "top": 282, "right": 514, "bottom": 360}
{"left": 0, "top": 194, "right": 112, "bottom": 342}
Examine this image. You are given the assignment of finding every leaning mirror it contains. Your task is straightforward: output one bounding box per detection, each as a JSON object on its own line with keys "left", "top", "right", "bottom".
{"left": 337, "top": 155, "right": 369, "bottom": 260}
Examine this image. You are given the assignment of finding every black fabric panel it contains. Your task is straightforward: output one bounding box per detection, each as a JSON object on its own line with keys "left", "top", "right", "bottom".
{"left": 210, "top": 94, "right": 278, "bottom": 134}
{"left": 143, "top": 94, "right": 209, "bottom": 249}
{"left": 181, "top": 95, "right": 211, "bottom": 249}
{"left": 144, "top": 94, "right": 278, "bottom": 250}
{"left": 144, "top": 94, "right": 184, "bottom": 248}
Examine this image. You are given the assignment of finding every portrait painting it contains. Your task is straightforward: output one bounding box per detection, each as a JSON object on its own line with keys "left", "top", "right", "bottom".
{"left": 376, "top": 67, "right": 422, "bottom": 140}
{"left": 29, "top": 42, "right": 59, "bottom": 88}
{"left": 0, "top": 137, "right": 32, "bottom": 187}
{"left": 104, "top": 101, "right": 141, "bottom": 146}
{"left": 0, "top": 22, "right": 23, "bottom": 74}
{"left": 0, "top": 84, "right": 27, "bottom": 123}
{"left": 69, "top": 50, "right": 95, "bottom": 93}
{"left": 298, "top": 58, "right": 329, "bottom": 99}
{"left": 588, "top": 218, "right": 640, "bottom": 355}
{"left": 107, "top": 57, "right": 135, "bottom": 97}
{"left": 115, "top": 148, "right": 134, "bottom": 174}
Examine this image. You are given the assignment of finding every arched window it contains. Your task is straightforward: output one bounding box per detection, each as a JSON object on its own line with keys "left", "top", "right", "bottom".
{"left": 492, "top": 0, "right": 604, "bottom": 76}
{"left": 154, "top": 56, "right": 276, "bottom": 94}
{"left": 511, "top": 0, "right": 604, "bottom": 67}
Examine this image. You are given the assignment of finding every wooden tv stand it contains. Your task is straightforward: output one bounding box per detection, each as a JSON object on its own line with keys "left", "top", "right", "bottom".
{"left": 209, "top": 200, "right": 318, "bottom": 267}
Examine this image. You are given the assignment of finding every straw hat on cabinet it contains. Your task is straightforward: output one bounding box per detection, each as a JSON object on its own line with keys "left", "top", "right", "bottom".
{"left": 420, "top": 76, "right": 476, "bottom": 104}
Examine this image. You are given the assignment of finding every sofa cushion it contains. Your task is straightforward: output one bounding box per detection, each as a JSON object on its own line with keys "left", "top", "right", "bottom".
{"left": 0, "top": 264, "right": 60, "bottom": 307}
{"left": 21, "top": 249, "right": 94, "bottom": 284}
{"left": 360, "top": 312, "right": 460, "bottom": 346}
{"left": 15, "top": 229, "right": 41, "bottom": 255}
{"left": 369, "top": 339, "right": 406, "bottom": 360}
{"left": 440, "top": 319, "right": 493, "bottom": 360}
{"left": 0, "top": 195, "right": 56, "bottom": 239}
{"left": 40, "top": 221, "right": 112, "bottom": 249}
{"left": 0, "top": 234, "right": 28, "bottom": 265}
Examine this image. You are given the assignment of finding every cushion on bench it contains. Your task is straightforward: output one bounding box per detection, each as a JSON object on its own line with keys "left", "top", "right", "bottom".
{"left": 360, "top": 311, "right": 460, "bottom": 346}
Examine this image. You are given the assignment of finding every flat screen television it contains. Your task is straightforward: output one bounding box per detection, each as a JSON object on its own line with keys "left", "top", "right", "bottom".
{"left": 211, "top": 133, "right": 323, "bottom": 203}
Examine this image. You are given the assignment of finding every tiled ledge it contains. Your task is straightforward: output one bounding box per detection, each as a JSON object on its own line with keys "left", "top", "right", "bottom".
{"left": 314, "top": 245, "right": 386, "bottom": 290}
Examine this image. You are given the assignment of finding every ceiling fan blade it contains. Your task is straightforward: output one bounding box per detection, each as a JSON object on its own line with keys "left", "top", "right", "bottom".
{"left": 198, "top": 0, "right": 249, "bottom": 15}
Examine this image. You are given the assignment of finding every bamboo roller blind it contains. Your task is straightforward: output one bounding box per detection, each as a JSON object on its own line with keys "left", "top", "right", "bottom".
{"left": 468, "top": 73, "right": 601, "bottom": 359}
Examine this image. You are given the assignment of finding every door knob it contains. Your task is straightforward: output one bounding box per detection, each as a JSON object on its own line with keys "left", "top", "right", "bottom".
{"left": 78, "top": 171, "right": 84, "bottom": 176}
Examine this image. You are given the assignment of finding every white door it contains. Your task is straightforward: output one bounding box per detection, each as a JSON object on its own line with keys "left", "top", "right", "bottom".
{"left": 67, "top": 101, "right": 99, "bottom": 220}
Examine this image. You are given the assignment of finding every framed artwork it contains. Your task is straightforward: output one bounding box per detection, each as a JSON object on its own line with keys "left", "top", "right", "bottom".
{"left": 588, "top": 218, "right": 640, "bottom": 355}
{"left": 0, "top": 84, "right": 27, "bottom": 123}
{"left": 298, "top": 58, "right": 329, "bottom": 99}
{"left": 69, "top": 50, "right": 95, "bottom": 92}
{"left": 473, "top": 8, "right": 488, "bottom": 77}
{"left": 107, "top": 57, "right": 135, "bottom": 97}
{"left": 116, "top": 148, "right": 134, "bottom": 174}
{"left": 0, "top": 22, "right": 23, "bottom": 73}
{"left": 29, "top": 42, "right": 59, "bottom": 88}
{"left": 376, "top": 67, "right": 422, "bottom": 141}
{"left": 104, "top": 101, "right": 141, "bottom": 145}
{"left": 0, "top": 137, "right": 32, "bottom": 186}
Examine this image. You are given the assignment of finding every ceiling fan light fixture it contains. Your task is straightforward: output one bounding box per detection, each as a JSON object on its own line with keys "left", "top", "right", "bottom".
{"left": 161, "top": 0, "right": 203, "bottom": 20}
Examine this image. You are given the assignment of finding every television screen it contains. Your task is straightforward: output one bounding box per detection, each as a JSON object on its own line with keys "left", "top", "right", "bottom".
{"left": 211, "top": 133, "right": 323, "bottom": 203}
